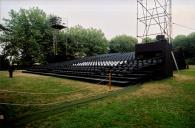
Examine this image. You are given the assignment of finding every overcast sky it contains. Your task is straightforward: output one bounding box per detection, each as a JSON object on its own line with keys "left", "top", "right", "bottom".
{"left": 0, "top": 0, "right": 195, "bottom": 40}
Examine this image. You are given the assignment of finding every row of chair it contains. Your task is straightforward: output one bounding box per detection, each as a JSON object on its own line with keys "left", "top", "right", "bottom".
{"left": 28, "top": 52, "right": 163, "bottom": 85}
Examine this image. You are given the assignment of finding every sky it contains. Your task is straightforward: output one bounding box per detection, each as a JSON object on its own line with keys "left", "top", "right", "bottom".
{"left": 0, "top": 0, "right": 195, "bottom": 40}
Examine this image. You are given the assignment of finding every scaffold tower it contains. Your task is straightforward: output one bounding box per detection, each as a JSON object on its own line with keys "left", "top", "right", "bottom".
{"left": 137, "top": 0, "right": 179, "bottom": 70}
{"left": 137, "top": 0, "right": 172, "bottom": 43}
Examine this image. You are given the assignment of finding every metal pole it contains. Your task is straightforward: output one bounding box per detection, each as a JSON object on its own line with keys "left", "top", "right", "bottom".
{"left": 0, "top": 0, "right": 1, "bottom": 24}
{"left": 53, "top": 29, "right": 56, "bottom": 55}
{"left": 169, "top": 0, "right": 179, "bottom": 71}
{"left": 65, "top": 31, "right": 67, "bottom": 57}
{"left": 56, "top": 30, "right": 58, "bottom": 55}
{"left": 169, "top": 0, "right": 172, "bottom": 44}
{"left": 66, "top": 18, "right": 68, "bottom": 57}
{"left": 146, "top": 0, "right": 148, "bottom": 41}
{"left": 136, "top": 0, "right": 139, "bottom": 42}
{"left": 108, "top": 71, "right": 112, "bottom": 91}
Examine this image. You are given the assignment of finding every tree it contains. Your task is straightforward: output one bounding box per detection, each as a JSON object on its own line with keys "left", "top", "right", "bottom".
{"left": 186, "top": 32, "right": 195, "bottom": 59}
{"left": 0, "top": 7, "right": 53, "bottom": 65}
{"left": 61, "top": 25, "right": 108, "bottom": 59}
{"left": 142, "top": 37, "right": 155, "bottom": 43}
{"left": 0, "top": 7, "right": 109, "bottom": 64}
{"left": 84, "top": 27, "right": 108, "bottom": 56}
{"left": 0, "top": 54, "right": 9, "bottom": 70}
{"left": 173, "top": 34, "right": 195, "bottom": 59}
{"left": 187, "top": 32, "right": 195, "bottom": 51}
{"left": 0, "top": 24, "right": 10, "bottom": 31}
{"left": 173, "top": 35, "right": 188, "bottom": 49}
{"left": 172, "top": 33, "right": 195, "bottom": 64}
{"left": 49, "top": 16, "right": 62, "bottom": 27}
{"left": 109, "top": 35, "right": 137, "bottom": 53}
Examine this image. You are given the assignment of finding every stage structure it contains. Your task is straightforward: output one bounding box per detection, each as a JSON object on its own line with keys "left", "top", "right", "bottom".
{"left": 137, "top": 0, "right": 178, "bottom": 70}
{"left": 23, "top": 0, "right": 186, "bottom": 86}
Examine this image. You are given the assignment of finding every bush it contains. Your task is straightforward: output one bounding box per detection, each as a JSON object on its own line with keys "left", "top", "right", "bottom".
{"left": 186, "top": 57, "right": 195, "bottom": 65}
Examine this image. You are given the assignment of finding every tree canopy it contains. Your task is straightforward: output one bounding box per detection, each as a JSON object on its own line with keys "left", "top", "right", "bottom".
{"left": 173, "top": 35, "right": 188, "bottom": 49}
{"left": 0, "top": 7, "right": 53, "bottom": 65}
{"left": 65, "top": 25, "right": 108, "bottom": 58}
{"left": 142, "top": 37, "right": 155, "bottom": 43}
{"left": 0, "top": 8, "right": 108, "bottom": 65}
{"left": 173, "top": 33, "right": 195, "bottom": 64}
{"left": 109, "top": 35, "right": 137, "bottom": 53}
{"left": 1, "top": 7, "right": 195, "bottom": 66}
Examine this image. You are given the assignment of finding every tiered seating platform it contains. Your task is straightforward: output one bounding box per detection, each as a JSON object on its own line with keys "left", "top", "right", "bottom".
{"left": 24, "top": 52, "right": 163, "bottom": 86}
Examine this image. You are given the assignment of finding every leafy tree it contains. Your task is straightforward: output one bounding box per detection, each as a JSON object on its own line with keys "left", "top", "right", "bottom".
{"left": 0, "top": 54, "right": 9, "bottom": 70}
{"left": 0, "top": 7, "right": 53, "bottom": 65}
{"left": 173, "top": 35, "right": 188, "bottom": 49}
{"left": 173, "top": 33, "right": 195, "bottom": 64}
{"left": 186, "top": 32, "right": 195, "bottom": 61}
{"left": 142, "top": 37, "right": 155, "bottom": 43}
{"left": 61, "top": 25, "right": 108, "bottom": 59}
{"left": 187, "top": 32, "right": 195, "bottom": 54}
{"left": 173, "top": 34, "right": 195, "bottom": 58}
{"left": 0, "top": 7, "right": 109, "bottom": 64}
{"left": 49, "top": 16, "right": 62, "bottom": 27}
{"left": 0, "top": 24, "right": 10, "bottom": 31}
{"left": 109, "top": 35, "right": 137, "bottom": 53}
{"left": 84, "top": 27, "right": 108, "bottom": 56}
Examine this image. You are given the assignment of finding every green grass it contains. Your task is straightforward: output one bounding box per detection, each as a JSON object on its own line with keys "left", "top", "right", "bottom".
{"left": 1, "top": 68, "right": 195, "bottom": 128}
{"left": 0, "top": 71, "right": 75, "bottom": 92}
{"left": 24, "top": 67, "right": 195, "bottom": 128}
{"left": 178, "top": 65, "right": 195, "bottom": 77}
{"left": 0, "top": 71, "right": 115, "bottom": 119}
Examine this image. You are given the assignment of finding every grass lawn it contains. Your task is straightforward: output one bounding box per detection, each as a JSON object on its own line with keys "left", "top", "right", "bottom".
{"left": 1, "top": 67, "right": 195, "bottom": 128}
{"left": 26, "top": 66, "right": 195, "bottom": 128}
{"left": 0, "top": 71, "right": 120, "bottom": 119}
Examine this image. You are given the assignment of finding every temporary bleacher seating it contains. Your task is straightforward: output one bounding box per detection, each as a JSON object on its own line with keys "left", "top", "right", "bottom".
{"left": 24, "top": 36, "right": 175, "bottom": 86}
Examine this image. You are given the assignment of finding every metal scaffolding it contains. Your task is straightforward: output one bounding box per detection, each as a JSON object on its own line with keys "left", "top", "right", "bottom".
{"left": 137, "top": 0, "right": 172, "bottom": 43}
{"left": 137, "top": 0, "right": 179, "bottom": 70}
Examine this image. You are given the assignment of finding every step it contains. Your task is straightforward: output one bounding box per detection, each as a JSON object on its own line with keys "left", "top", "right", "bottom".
{"left": 23, "top": 71, "right": 131, "bottom": 86}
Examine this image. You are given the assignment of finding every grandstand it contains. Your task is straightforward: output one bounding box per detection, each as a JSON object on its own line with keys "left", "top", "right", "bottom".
{"left": 24, "top": 37, "right": 173, "bottom": 86}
